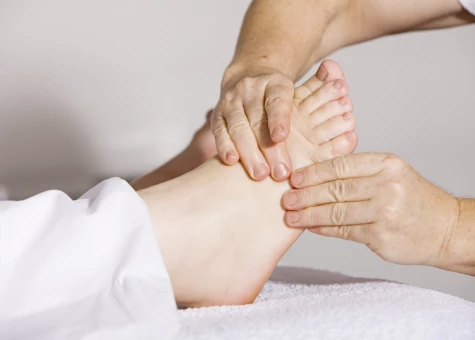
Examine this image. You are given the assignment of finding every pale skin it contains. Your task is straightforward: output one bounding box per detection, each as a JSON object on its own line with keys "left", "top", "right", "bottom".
{"left": 213, "top": 0, "right": 475, "bottom": 276}
{"left": 134, "top": 62, "right": 357, "bottom": 307}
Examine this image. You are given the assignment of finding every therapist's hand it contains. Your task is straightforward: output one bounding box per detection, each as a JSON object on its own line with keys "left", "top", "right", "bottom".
{"left": 282, "top": 153, "right": 460, "bottom": 267}
{"left": 212, "top": 66, "right": 294, "bottom": 181}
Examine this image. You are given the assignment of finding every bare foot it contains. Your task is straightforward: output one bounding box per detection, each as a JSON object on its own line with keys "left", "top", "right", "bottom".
{"left": 131, "top": 110, "right": 217, "bottom": 190}
{"left": 139, "top": 60, "right": 357, "bottom": 307}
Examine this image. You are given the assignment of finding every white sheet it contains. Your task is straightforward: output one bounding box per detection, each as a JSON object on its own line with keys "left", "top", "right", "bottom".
{"left": 0, "top": 178, "right": 179, "bottom": 340}
{"left": 177, "top": 267, "right": 475, "bottom": 340}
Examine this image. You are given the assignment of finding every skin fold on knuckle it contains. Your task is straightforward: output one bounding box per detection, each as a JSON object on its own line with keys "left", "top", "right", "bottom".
{"left": 331, "top": 156, "right": 350, "bottom": 179}
{"left": 227, "top": 118, "right": 250, "bottom": 137}
{"left": 330, "top": 202, "right": 347, "bottom": 225}
{"left": 337, "top": 225, "right": 352, "bottom": 240}
{"left": 328, "top": 180, "right": 345, "bottom": 202}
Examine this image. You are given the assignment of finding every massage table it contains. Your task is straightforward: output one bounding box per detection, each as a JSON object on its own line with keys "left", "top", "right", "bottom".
{"left": 176, "top": 266, "right": 475, "bottom": 339}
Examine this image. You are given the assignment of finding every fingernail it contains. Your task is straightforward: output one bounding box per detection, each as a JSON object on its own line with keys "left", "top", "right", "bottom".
{"left": 273, "top": 163, "right": 289, "bottom": 180}
{"left": 334, "top": 80, "right": 343, "bottom": 89}
{"left": 283, "top": 192, "right": 298, "bottom": 206}
{"left": 253, "top": 163, "right": 269, "bottom": 179}
{"left": 286, "top": 211, "right": 300, "bottom": 224}
{"left": 343, "top": 112, "right": 353, "bottom": 121}
{"left": 271, "top": 125, "right": 284, "bottom": 138}
{"left": 316, "top": 65, "right": 328, "bottom": 81}
{"left": 339, "top": 98, "right": 347, "bottom": 106}
{"left": 226, "top": 151, "right": 237, "bottom": 162}
{"left": 291, "top": 172, "right": 304, "bottom": 186}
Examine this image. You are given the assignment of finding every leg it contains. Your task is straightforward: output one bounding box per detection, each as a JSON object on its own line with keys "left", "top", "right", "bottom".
{"left": 140, "top": 61, "right": 357, "bottom": 307}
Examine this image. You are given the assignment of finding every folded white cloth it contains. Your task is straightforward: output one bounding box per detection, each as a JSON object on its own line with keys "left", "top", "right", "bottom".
{"left": 177, "top": 267, "right": 475, "bottom": 340}
{"left": 0, "top": 178, "right": 179, "bottom": 340}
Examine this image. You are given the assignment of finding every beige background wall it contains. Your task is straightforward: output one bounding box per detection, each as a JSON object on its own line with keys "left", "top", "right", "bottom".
{"left": 1, "top": 1, "right": 474, "bottom": 301}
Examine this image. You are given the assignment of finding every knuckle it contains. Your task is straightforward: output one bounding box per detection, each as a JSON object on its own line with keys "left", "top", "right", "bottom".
{"left": 223, "top": 90, "right": 235, "bottom": 103}
{"left": 386, "top": 180, "right": 405, "bottom": 197}
{"left": 328, "top": 180, "right": 345, "bottom": 202}
{"left": 265, "top": 95, "right": 284, "bottom": 109}
{"left": 379, "top": 204, "right": 397, "bottom": 221}
{"left": 330, "top": 203, "right": 346, "bottom": 225}
{"left": 382, "top": 154, "right": 407, "bottom": 174}
{"left": 331, "top": 156, "right": 350, "bottom": 179}
{"left": 227, "top": 119, "right": 250, "bottom": 136}
{"left": 248, "top": 115, "right": 268, "bottom": 133}
{"left": 337, "top": 225, "right": 351, "bottom": 240}
{"left": 241, "top": 76, "right": 255, "bottom": 88}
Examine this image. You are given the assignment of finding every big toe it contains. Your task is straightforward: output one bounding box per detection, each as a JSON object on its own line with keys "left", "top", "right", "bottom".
{"left": 317, "top": 59, "right": 345, "bottom": 82}
{"left": 294, "top": 59, "right": 345, "bottom": 102}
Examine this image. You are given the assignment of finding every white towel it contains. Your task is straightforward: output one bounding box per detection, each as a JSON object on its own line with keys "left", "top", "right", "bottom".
{"left": 176, "top": 267, "right": 475, "bottom": 340}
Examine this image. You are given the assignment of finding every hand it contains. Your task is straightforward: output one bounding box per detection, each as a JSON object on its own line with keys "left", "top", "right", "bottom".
{"left": 282, "top": 153, "right": 460, "bottom": 267}
{"left": 212, "top": 65, "right": 295, "bottom": 181}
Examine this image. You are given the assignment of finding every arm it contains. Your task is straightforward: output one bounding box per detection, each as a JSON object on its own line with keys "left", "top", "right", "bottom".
{"left": 225, "top": 0, "right": 473, "bottom": 84}
{"left": 213, "top": 0, "right": 473, "bottom": 183}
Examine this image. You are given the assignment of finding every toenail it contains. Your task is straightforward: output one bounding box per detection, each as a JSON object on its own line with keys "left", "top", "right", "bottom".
{"left": 316, "top": 66, "right": 328, "bottom": 81}
{"left": 291, "top": 172, "right": 304, "bottom": 186}
{"left": 273, "top": 163, "right": 289, "bottom": 179}
{"left": 253, "top": 163, "right": 269, "bottom": 179}
{"left": 284, "top": 192, "right": 298, "bottom": 206}
{"left": 226, "top": 151, "right": 237, "bottom": 162}
{"left": 286, "top": 211, "right": 300, "bottom": 224}
{"left": 334, "top": 81, "right": 343, "bottom": 89}
{"left": 271, "top": 125, "right": 284, "bottom": 138}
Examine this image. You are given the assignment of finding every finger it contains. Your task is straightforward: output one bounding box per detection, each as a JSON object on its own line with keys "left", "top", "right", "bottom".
{"left": 298, "top": 80, "right": 348, "bottom": 115}
{"left": 264, "top": 78, "right": 294, "bottom": 143}
{"left": 310, "top": 112, "right": 355, "bottom": 144}
{"left": 310, "top": 96, "right": 353, "bottom": 126}
{"left": 224, "top": 102, "right": 270, "bottom": 180}
{"left": 308, "top": 224, "right": 372, "bottom": 244}
{"left": 244, "top": 99, "right": 291, "bottom": 181}
{"left": 315, "top": 131, "right": 358, "bottom": 161}
{"left": 284, "top": 200, "right": 378, "bottom": 227}
{"left": 211, "top": 111, "right": 239, "bottom": 165}
{"left": 282, "top": 176, "right": 377, "bottom": 210}
{"left": 290, "top": 153, "right": 387, "bottom": 189}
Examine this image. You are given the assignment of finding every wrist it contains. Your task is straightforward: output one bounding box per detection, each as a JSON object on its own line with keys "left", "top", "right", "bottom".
{"left": 436, "top": 198, "right": 475, "bottom": 276}
{"left": 222, "top": 58, "right": 296, "bottom": 90}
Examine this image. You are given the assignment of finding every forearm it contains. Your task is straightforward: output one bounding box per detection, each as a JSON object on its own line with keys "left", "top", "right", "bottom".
{"left": 225, "top": 0, "right": 472, "bottom": 87}
{"left": 223, "top": 0, "right": 347, "bottom": 85}
{"left": 440, "top": 198, "right": 475, "bottom": 276}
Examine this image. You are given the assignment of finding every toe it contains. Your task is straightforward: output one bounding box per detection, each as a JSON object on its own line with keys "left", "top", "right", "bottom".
{"left": 317, "top": 60, "right": 345, "bottom": 82}
{"left": 294, "top": 74, "right": 323, "bottom": 103}
{"left": 311, "top": 112, "right": 355, "bottom": 145}
{"left": 298, "top": 80, "right": 348, "bottom": 116}
{"left": 294, "top": 60, "right": 345, "bottom": 103}
{"left": 310, "top": 96, "right": 353, "bottom": 126}
{"left": 314, "top": 131, "right": 359, "bottom": 162}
